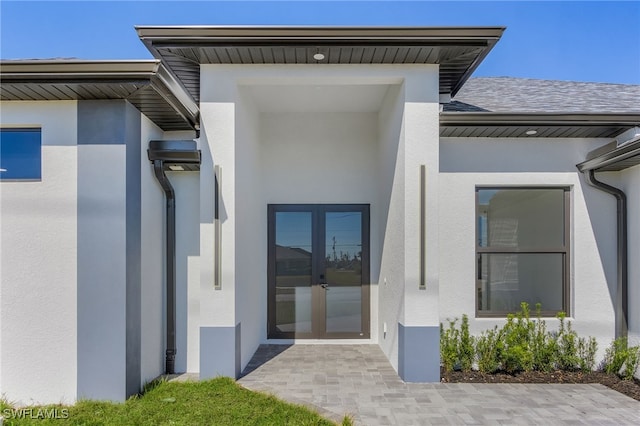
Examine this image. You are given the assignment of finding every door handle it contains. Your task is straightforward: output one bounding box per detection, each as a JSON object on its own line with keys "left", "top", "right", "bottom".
{"left": 318, "top": 274, "right": 328, "bottom": 289}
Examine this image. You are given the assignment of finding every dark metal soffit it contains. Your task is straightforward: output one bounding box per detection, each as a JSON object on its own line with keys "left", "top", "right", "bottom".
{"left": 0, "top": 60, "right": 199, "bottom": 131}
{"left": 137, "top": 26, "right": 505, "bottom": 102}
{"left": 440, "top": 112, "right": 640, "bottom": 139}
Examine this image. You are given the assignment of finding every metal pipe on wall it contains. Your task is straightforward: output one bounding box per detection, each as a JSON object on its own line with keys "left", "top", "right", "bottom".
{"left": 152, "top": 160, "right": 177, "bottom": 374}
{"left": 148, "top": 140, "right": 200, "bottom": 376}
{"left": 582, "top": 169, "right": 628, "bottom": 339}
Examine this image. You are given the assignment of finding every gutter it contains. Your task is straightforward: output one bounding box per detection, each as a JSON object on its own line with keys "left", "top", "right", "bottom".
{"left": 152, "top": 160, "right": 178, "bottom": 373}
{"left": 0, "top": 59, "right": 161, "bottom": 80}
{"left": 135, "top": 25, "right": 506, "bottom": 42}
{"left": 151, "top": 64, "right": 200, "bottom": 133}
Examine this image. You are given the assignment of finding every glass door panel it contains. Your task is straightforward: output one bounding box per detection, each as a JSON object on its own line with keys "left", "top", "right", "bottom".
{"left": 274, "top": 212, "right": 313, "bottom": 334}
{"left": 324, "top": 212, "right": 363, "bottom": 333}
{"left": 268, "top": 205, "right": 369, "bottom": 339}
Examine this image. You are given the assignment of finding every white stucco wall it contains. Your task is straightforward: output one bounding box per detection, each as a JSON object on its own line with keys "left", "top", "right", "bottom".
{"left": 234, "top": 87, "right": 263, "bottom": 367}
{"left": 259, "top": 111, "right": 379, "bottom": 203}
{"left": 0, "top": 101, "right": 78, "bottom": 404}
{"left": 198, "top": 71, "right": 241, "bottom": 378}
{"left": 171, "top": 171, "right": 201, "bottom": 373}
{"left": 199, "top": 86, "right": 237, "bottom": 331}
{"left": 621, "top": 164, "right": 640, "bottom": 349}
{"left": 140, "top": 116, "right": 165, "bottom": 384}
{"left": 401, "top": 73, "right": 441, "bottom": 328}
{"left": 377, "top": 84, "right": 405, "bottom": 369}
{"left": 439, "top": 137, "right": 618, "bottom": 358}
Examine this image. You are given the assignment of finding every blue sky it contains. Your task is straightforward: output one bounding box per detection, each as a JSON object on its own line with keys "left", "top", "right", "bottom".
{"left": 1, "top": 1, "right": 639, "bottom": 84}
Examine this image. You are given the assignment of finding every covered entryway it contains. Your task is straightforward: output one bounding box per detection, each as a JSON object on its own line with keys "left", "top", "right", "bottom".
{"left": 268, "top": 204, "right": 370, "bottom": 339}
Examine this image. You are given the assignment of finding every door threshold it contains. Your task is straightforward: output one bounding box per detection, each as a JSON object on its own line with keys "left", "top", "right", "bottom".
{"left": 265, "top": 338, "right": 377, "bottom": 345}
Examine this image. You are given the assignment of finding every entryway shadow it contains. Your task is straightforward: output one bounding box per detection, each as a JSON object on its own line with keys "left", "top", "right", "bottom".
{"left": 239, "top": 344, "right": 293, "bottom": 378}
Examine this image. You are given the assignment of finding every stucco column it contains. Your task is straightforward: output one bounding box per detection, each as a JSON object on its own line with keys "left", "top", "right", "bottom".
{"left": 76, "top": 100, "right": 143, "bottom": 400}
{"left": 198, "top": 69, "right": 241, "bottom": 379}
{"left": 398, "top": 74, "right": 440, "bottom": 382}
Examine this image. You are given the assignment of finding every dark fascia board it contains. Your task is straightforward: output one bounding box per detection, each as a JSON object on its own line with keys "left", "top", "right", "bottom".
{"left": 440, "top": 112, "right": 640, "bottom": 127}
{"left": 577, "top": 138, "right": 640, "bottom": 172}
{"left": 0, "top": 59, "right": 199, "bottom": 130}
{"left": 135, "top": 25, "right": 506, "bottom": 43}
{"left": 0, "top": 59, "right": 161, "bottom": 82}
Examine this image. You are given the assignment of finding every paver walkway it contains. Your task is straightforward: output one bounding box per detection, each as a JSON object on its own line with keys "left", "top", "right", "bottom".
{"left": 237, "top": 344, "right": 640, "bottom": 425}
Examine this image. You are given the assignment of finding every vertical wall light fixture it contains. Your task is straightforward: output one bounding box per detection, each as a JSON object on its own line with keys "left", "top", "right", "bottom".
{"left": 419, "top": 165, "right": 426, "bottom": 290}
{"left": 214, "top": 165, "right": 222, "bottom": 290}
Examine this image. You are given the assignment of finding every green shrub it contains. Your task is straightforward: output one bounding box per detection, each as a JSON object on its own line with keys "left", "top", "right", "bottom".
{"left": 500, "top": 303, "right": 534, "bottom": 373}
{"left": 440, "top": 315, "right": 475, "bottom": 372}
{"left": 577, "top": 336, "right": 598, "bottom": 372}
{"left": 555, "top": 312, "right": 580, "bottom": 370}
{"left": 440, "top": 302, "right": 603, "bottom": 377}
{"left": 603, "top": 337, "right": 640, "bottom": 380}
{"left": 440, "top": 318, "right": 460, "bottom": 372}
{"left": 622, "top": 346, "right": 640, "bottom": 380}
{"left": 458, "top": 314, "right": 475, "bottom": 372}
{"left": 502, "top": 343, "right": 533, "bottom": 374}
{"left": 475, "top": 326, "right": 502, "bottom": 374}
{"left": 603, "top": 337, "right": 628, "bottom": 375}
{"left": 531, "top": 303, "right": 557, "bottom": 372}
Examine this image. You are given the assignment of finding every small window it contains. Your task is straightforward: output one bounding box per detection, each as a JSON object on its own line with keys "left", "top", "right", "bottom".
{"left": 476, "top": 187, "right": 569, "bottom": 316}
{"left": 0, "top": 129, "right": 42, "bottom": 181}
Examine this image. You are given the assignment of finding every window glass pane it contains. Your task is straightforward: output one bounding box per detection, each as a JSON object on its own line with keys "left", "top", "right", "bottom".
{"left": 478, "top": 253, "right": 563, "bottom": 313}
{"left": 478, "top": 189, "right": 564, "bottom": 248}
{"left": 274, "top": 212, "right": 312, "bottom": 333}
{"left": 0, "top": 129, "right": 41, "bottom": 180}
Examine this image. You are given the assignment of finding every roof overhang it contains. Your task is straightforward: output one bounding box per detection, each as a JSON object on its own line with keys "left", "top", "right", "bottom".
{"left": 0, "top": 60, "right": 199, "bottom": 131}
{"left": 136, "top": 25, "right": 505, "bottom": 102}
{"left": 577, "top": 129, "right": 640, "bottom": 172}
{"left": 576, "top": 140, "right": 640, "bottom": 172}
{"left": 440, "top": 112, "right": 640, "bottom": 138}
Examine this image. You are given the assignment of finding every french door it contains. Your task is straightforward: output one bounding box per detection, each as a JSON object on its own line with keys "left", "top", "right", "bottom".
{"left": 267, "top": 204, "right": 370, "bottom": 339}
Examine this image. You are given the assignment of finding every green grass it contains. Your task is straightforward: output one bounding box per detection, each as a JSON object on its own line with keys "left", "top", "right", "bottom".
{"left": 1, "top": 378, "right": 351, "bottom": 426}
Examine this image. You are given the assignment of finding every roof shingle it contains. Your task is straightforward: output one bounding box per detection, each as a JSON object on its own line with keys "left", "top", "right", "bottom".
{"left": 444, "top": 77, "right": 640, "bottom": 113}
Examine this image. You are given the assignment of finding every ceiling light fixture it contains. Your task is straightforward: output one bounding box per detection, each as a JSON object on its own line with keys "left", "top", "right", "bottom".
{"left": 313, "top": 53, "right": 325, "bottom": 61}
{"left": 525, "top": 129, "right": 538, "bottom": 136}
{"left": 169, "top": 165, "right": 185, "bottom": 171}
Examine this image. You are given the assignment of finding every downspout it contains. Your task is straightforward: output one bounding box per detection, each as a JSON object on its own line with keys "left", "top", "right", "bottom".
{"left": 582, "top": 169, "right": 628, "bottom": 339}
{"left": 152, "top": 160, "right": 177, "bottom": 374}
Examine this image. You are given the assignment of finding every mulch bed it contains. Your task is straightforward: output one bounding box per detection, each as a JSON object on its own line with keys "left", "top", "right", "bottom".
{"left": 441, "top": 368, "right": 640, "bottom": 402}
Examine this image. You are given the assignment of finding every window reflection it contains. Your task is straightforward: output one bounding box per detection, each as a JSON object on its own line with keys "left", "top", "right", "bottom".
{"left": 275, "top": 212, "right": 312, "bottom": 333}
{"left": 325, "top": 212, "right": 362, "bottom": 333}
